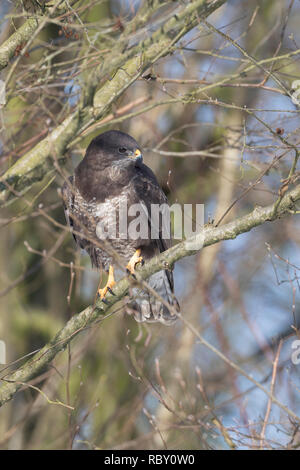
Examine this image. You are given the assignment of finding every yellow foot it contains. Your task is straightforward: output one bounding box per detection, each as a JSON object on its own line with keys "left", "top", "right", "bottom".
{"left": 126, "top": 248, "right": 144, "bottom": 275}
{"left": 98, "top": 265, "right": 116, "bottom": 301}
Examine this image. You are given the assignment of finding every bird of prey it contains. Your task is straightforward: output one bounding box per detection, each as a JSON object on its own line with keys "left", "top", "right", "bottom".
{"left": 62, "top": 130, "right": 179, "bottom": 325}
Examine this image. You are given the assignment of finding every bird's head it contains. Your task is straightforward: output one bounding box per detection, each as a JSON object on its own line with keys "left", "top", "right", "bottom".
{"left": 86, "top": 130, "right": 143, "bottom": 167}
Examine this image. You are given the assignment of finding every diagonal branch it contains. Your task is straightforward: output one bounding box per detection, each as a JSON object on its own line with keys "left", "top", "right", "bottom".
{"left": 0, "top": 182, "right": 299, "bottom": 409}
{"left": 0, "top": 0, "right": 226, "bottom": 208}
{"left": 0, "top": 16, "right": 39, "bottom": 71}
{"left": 0, "top": 1, "right": 76, "bottom": 71}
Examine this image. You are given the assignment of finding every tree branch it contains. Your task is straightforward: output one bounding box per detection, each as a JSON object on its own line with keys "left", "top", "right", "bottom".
{"left": 0, "top": 182, "right": 299, "bottom": 408}
{"left": 0, "top": 1, "right": 75, "bottom": 71}
{"left": 0, "top": 17, "right": 39, "bottom": 71}
{"left": 0, "top": 0, "right": 226, "bottom": 207}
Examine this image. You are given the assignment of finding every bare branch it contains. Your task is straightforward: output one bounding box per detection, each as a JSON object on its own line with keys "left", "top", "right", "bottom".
{"left": 0, "top": 182, "right": 299, "bottom": 409}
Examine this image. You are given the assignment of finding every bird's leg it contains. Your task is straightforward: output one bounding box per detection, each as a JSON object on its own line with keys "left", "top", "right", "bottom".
{"left": 126, "top": 248, "right": 144, "bottom": 275}
{"left": 98, "top": 265, "right": 116, "bottom": 301}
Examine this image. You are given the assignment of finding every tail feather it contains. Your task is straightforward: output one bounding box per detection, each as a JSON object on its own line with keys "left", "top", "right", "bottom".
{"left": 130, "top": 270, "right": 180, "bottom": 325}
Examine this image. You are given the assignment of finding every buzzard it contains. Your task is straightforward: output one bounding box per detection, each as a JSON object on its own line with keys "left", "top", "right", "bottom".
{"left": 62, "top": 130, "right": 179, "bottom": 324}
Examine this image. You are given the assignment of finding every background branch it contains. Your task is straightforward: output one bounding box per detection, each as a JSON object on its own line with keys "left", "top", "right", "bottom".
{"left": 0, "top": 182, "right": 299, "bottom": 408}
{"left": 0, "top": 0, "right": 226, "bottom": 207}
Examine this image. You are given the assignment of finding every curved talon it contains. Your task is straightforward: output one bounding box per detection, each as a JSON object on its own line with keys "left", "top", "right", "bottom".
{"left": 98, "top": 265, "right": 116, "bottom": 301}
{"left": 126, "top": 249, "right": 144, "bottom": 275}
{"left": 126, "top": 269, "right": 137, "bottom": 280}
{"left": 107, "top": 286, "right": 115, "bottom": 296}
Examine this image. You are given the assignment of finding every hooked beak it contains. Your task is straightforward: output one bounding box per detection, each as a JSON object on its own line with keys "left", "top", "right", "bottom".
{"left": 129, "top": 148, "right": 143, "bottom": 163}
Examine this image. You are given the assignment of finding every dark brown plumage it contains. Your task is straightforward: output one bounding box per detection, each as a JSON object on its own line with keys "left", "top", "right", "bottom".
{"left": 62, "top": 130, "right": 179, "bottom": 324}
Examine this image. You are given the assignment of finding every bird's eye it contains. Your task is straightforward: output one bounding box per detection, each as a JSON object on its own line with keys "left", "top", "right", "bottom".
{"left": 118, "top": 147, "right": 127, "bottom": 154}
